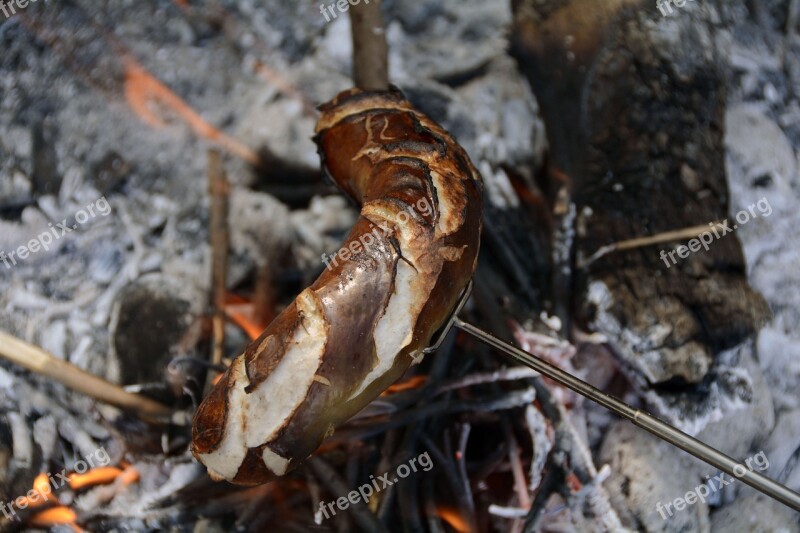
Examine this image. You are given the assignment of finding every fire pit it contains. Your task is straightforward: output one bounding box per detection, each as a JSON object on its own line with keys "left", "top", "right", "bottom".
{"left": 1, "top": 0, "right": 799, "bottom": 531}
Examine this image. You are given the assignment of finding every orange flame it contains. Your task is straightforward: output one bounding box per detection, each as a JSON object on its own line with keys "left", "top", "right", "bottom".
{"left": 26, "top": 464, "right": 138, "bottom": 530}
{"left": 382, "top": 375, "right": 428, "bottom": 395}
{"left": 436, "top": 506, "right": 473, "bottom": 533}
{"left": 122, "top": 57, "right": 259, "bottom": 165}
{"left": 15, "top": 473, "right": 55, "bottom": 509}
{"left": 225, "top": 294, "right": 272, "bottom": 341}
{"left": 29, "top": 506, "right": 82, "bottom": 531}
{"left": 68, "top": 467, "right": 124, "bottom": 490}
{"left": 68, "top": 464, "right": 141, "bottom": 490}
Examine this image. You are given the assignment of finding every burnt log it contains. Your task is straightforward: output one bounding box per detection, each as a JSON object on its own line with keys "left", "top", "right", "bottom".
{"left": 510, "top": 0, "right": 770, "bottom": 391}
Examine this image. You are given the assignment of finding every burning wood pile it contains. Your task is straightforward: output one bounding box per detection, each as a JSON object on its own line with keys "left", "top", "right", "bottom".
{"left": 1, "top": 0, "right": 799, "bottom": 531}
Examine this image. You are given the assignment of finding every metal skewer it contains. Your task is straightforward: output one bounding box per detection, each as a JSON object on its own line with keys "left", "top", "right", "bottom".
{"left": 430, "top": 281, "right": 800, "bottom": 513}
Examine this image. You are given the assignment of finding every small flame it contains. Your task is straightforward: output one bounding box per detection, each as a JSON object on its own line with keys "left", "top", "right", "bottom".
{"left": 435, "top": 506, "right": 473, "bottom": 533}
{"left": 68, "top": 466, "right": 124, "bottom": 490}
{"left": 68, "top": 464, "right": 141, "bottom": 490}
{"left": 122, "top": 57, "right": 259, "bottom": 165}
{"left": 26, "top": 465, "right": 138, "bottom": 530}
{"left": 225, "top": 293, "right": 272, "bottom": 341}
{"left": 15, "top": 473, "right": 55, "bottom": 509}
{"left": 29, "top": 506, "right": 82, "bottom": 531}
{"left": 382, "top": 375, "right": 428, "bottom": 395}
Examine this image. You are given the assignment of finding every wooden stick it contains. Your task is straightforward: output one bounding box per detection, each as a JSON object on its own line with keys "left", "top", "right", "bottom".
{"left": 579, "top": 221, "right": 724, "bottom": 268}
{"left": 253, "top": 259, "right": 275, "bottom": 327}
{"left": 207, "top": 149, "right": 230, "bottom": 385}
{"left": 307, "top": 456, "right": 389, "bottom": 532}
{"left": 0, "top": 332, "right": 172, "bottom": 419}
{"left": 349, "top": 0, "right": 389, "bottom": 90}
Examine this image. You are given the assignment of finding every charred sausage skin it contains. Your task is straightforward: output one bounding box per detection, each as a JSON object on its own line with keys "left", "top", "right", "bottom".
{"left": 192, "top": 87, "right": 482, "bottom": 484}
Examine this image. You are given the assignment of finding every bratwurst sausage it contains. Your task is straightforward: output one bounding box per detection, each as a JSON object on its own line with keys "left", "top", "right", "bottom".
{"left": 192, "top": 87, "right": 483, "bottom": 484}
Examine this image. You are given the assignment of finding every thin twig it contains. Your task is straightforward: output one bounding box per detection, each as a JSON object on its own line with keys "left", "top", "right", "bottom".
{"left": 579, "top": 221, "right": 724, "bottom": 268}
{"left": 373, "top": 429, "right": 399, "bottom": 515}
{"left": 436, "top": 367, "right": 540, "bottom": 395}
{"left": 419, "top": 435, "right": 474, "bottom": 530}
{"left": 457, "top": 424, "right": 477, "bottom": 520}
{"left": 503, "top": 419, "right": 531, "bottom": 511}
{"left": 207, "top": 149, "right": 230, "bottom": 390}
{"left": 522, "top": 464, "right": 563, "bottom": 532}
{"left": 307, "top": 456, "right": 389, "bottom": 533}
{"left": 0, "top": 332, "right": 172, "bottom": 419}
{"left": 349, "top": 0, "right": 389, "bottom": 90}
{"left": 253, "top": 260, "right": 274, "bottom": 326}
{"left": 330, "top": 388, "right": 537, "bottom": 444}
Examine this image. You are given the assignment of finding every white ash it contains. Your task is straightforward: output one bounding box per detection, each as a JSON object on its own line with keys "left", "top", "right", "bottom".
{"left": 600, "top": 420, "right": 713, "bottom": 532}
{"left": 32, "top": 415, "right": 58, "bottom": 465}
{"left": 761, "top": 408, "right": 800, "bottom": 491}
{"left": 692, "top": 345, "right": 775, "bottom": 462}
{"left": 480, "top": 163, "right": 521, "bottom": 210}
{"left": 7, "top": 412, "right": 33, "bottom": 470}
{"left": 0, "top": 368, "right": 13, "bottom": 392}
{"left": 525, "top": 404, "right": 552, "bottom": 494}
{"left": 136, "top": 461, "right": 204, "bottom": 515}
{"left": 586, "top": 280, "right": 713, "bottom": 387}
{"left": 711, "top": 493, "right": 799, "bottom": 531}
{"left": 717, "top": 23, "right": 800, "bottom": 527}
{"left": 237, "top": 95, "right": 319, "bottom": 169}
{"left": 229, "top": 187, "right": 293, "bottom": 268}
{"left": 289, "top": 195, "right": 358, "bottom": 270}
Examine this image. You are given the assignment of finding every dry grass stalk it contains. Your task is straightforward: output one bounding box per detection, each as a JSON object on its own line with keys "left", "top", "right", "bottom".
{"left": 0, "top": 331, "right": 172, "bottom": 419}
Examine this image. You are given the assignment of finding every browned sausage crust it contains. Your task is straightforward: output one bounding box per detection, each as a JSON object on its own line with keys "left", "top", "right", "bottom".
{"left": 192, "top": 87, "right": 483, "bottom": 484}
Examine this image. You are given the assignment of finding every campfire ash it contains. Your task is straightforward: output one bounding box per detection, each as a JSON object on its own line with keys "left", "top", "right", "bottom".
{"left": 0, "top": 0, "right": 798, "bottom": 531}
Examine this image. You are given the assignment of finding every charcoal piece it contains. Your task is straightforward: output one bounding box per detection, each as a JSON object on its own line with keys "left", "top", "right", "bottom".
{"left": 511, "top": 0, "right": 770, "bottom": 388}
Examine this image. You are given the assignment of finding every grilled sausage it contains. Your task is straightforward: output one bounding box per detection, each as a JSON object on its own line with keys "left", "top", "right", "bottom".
{"left": 192, "top": 87, "right": 483, "bottom": 484}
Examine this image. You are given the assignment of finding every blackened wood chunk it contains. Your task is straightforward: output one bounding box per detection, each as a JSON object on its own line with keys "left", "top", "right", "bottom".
{"left": 511, "top": 0, "right": 770, "bottom": 386}
{"left": 110, "top": 275, "right": 204, "bottom": 388}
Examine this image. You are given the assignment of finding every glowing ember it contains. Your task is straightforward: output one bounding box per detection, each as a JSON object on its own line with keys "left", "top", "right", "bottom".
{"left": 68, "top": 466, "right": 124, "bottom": 490}
{"left": 382, "top": 375, "right": 428, "bottom": 395}
{"left": 436, "top": 506, "right": 473, "bottom": 533}
{"left": 225, "top": 294, "right": 273, "bottom": 341}
{"left": 29, "top": 507, "right": 82, "bottom": 531}
{"left": 566, "top": 471, "right": 583, "bottom": 493}
{"left": 15, "top": 473, "right": 55, "bottom": 509}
